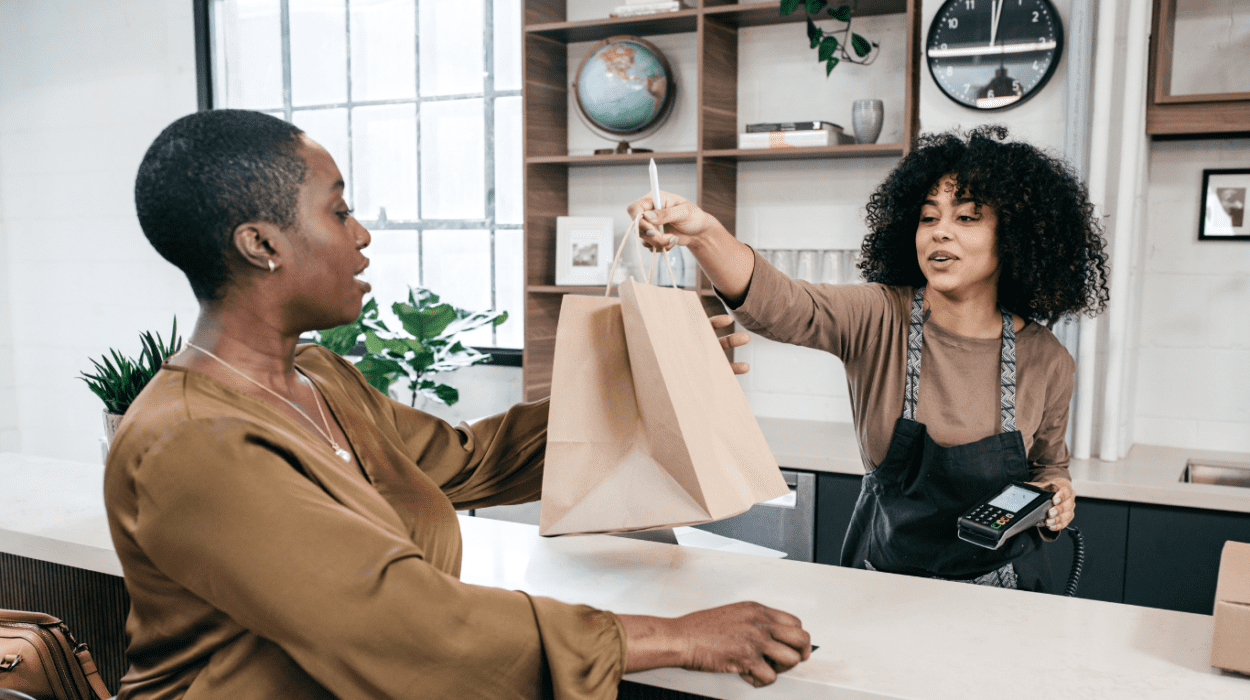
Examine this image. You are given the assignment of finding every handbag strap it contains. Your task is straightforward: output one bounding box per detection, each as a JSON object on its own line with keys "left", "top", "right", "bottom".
{"left": 74, "top": 646, "right": 111, "bottom": 700}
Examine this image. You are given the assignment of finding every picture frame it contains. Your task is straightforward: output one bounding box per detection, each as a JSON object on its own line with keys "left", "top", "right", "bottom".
{"left": 555, "top": 216, "right": 615, "bottom": 285}
{"left": 1198, "top": 169, "right": 1250, "bottom": 241}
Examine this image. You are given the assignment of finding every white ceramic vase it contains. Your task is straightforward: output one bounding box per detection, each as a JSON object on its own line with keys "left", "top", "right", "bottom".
{"left": 852, "top": 99, "right": 884, "bottom": 144}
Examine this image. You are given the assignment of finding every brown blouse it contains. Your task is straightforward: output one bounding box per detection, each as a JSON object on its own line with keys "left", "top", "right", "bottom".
{"left": 104, "top": 344, "right": 624, "bottom": 700}
{"left": 728, "top": 249, "right": 1074, "bottom": 486}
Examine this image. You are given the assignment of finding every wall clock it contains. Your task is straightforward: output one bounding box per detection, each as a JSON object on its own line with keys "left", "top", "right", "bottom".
{"left": 926, "top": 0, "right": 1064, "bottom": 111}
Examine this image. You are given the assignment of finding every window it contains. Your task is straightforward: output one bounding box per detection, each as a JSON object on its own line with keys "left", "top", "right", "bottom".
{"left": 205, "top": 0, "right": 524, "bottom": 350}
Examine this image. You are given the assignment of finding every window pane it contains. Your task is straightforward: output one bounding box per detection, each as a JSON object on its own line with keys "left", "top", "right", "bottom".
{"left": 360, "top": 229, "right": 421, "bottom": 332}
{"left": 494, "top": 96, "right": 522, "bottom": 225}
{"left": 423, "top": 230, "right": 493, "bottom": 346}
{"left": 419, "top": 0, "right": 484, "bottom": 96}
{"left": 292, "top": 108, "right": 351, "bottom": 202}
{"left": 350, "top": 0, "right": 416, "bottom": 101}
{"left": 494, "top": 229, "right": 523, "bottom": 348}
{"left": 290, "top": 0, "right": 347, "bottom": 106}
{"left": 353, "top": 103, "right": 417, "bottom": 222}
{"left": 216, "top": 0, "right": 283, "bottom": 110}
{"left": 421, "top": 99, "right": 485, "bottom": 219}
{"left": 493, "top": 0, "right": 521, "bottom": 91}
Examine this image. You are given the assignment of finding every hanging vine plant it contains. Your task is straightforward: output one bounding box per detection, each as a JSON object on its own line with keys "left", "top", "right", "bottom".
{"left": 781, "top": 0, "right": 880, "bottom": 75}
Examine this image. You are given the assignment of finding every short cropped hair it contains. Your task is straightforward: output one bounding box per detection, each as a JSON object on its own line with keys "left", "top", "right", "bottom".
{"left": 134, "top": 110, "right": 307, "bottom": 300}
{"left": 859, "top": 126, "right": 1110, "bottom": 324}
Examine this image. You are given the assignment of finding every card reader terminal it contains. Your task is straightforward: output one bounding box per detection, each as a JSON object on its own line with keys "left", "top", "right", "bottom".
{"left": 957, "top": 481, "right": 1053, "bottom": 550}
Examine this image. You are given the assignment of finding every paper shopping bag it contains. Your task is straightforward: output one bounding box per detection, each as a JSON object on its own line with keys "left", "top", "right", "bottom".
{"left": 540, "top": 277, "right": 788, "bottom": 536}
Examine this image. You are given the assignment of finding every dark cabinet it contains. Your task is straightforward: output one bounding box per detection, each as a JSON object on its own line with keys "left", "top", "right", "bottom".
{"left": 1124, "top": 503, "right": 1250, "bottom": 615}
{"left": 1044, "top": 498, "right": 1129, "bottom": 603}
{"left": 814, "top": 472, "right": 863, "bottom": 566}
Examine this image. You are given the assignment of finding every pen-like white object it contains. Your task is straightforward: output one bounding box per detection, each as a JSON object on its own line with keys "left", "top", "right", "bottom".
{"left": 649, "top": 158, "right": 664, "bottom": 236}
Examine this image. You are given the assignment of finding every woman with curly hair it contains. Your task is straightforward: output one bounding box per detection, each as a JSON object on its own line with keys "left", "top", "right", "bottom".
{"left": 627, "top": 126, "right": 1109, "bottom": 592}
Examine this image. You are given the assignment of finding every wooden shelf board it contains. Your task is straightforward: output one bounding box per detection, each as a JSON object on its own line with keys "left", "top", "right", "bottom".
{"left": 526, "top": 10, "right": 699, "bottom": 43}
{"left": 527, "top": 284, "right": 717, "bottom": 297}
{"left": 703, "top": 143, "right": 904, "bottom": 161}
{"left": 528, "top": 151, "right": 699, "bottom": 166}
{"left": 704, "top": 0, "right": 908, "bottom": 28}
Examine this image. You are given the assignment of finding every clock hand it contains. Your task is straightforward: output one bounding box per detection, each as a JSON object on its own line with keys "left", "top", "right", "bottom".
{"left": 928, "top": 40, "right": 1057, "bottom": 58}
{"left": 990, "top": 0, "right": 1002, "bottom": 47}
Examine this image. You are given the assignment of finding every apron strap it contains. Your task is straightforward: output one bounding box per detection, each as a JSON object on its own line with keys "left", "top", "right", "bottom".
{"left": 903, "top": 287, "right": 1017, "bottom": 431}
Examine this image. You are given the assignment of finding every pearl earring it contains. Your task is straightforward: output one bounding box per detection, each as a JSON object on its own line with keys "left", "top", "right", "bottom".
{"left": 268, "top": 259, "right": 276, "bottom": 273}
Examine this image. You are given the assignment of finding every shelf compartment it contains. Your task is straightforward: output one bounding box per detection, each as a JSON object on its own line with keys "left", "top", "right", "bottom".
{"left": 703, "top": 143, "right": 905, "bottom": 161}
{"left": 526, "top": 9, "right": 699, "bottom": 43}
{"left": 702, "top": 0, "right": 908, "bottom": 27}
{"left": 527, "top": 151, "right": 699, "bottom": 166}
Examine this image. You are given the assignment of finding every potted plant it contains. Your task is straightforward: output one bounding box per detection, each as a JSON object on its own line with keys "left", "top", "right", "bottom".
{"left": 80, "top": 319, "right": 182, "bottom": 448}
{"left": 313, "top": 287, "right": 508, "bottom": 407}
{"left": 782, "top": 0, "right": 880, "bottom": 75}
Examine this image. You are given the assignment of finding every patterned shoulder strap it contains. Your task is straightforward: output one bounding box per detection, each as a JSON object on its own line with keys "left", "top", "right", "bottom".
{"left": 902, "top": 287, "right": 925, "bottom": 421}
{"left": 902, "top": 286, "right": 1018, "bottom": 433}
{"left": 999, "top": 309, "right": 1017, "bottom": 432}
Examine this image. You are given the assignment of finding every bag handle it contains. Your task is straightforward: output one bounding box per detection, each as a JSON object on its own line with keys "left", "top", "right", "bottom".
{"left": 604, "top": 212, "right": 680, "bottom": 298}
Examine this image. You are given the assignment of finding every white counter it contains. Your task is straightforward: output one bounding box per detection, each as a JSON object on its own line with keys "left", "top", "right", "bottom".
{"left": 757, "top": 417, "right": 1250, "bottom": 514}
{"left": 2, "top": 452, "right": 1247, "bottom": 698}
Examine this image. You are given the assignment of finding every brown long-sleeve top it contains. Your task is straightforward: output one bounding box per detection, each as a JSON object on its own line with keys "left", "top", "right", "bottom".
{"left": 103, "top": 344, "right": 624, "bottom": 700}
{"left": 727, "top": 250, "right": 1074, "bottom": 486}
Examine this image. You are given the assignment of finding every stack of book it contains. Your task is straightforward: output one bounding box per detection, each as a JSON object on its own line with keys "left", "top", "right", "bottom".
{"left": 610, "top": 1, "right": 685, "bottom": 18}
{"left": 737, "top": 121, "right": 856, "bottom": 149}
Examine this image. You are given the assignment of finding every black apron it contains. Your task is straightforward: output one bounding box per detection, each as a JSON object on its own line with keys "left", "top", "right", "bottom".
{"left": 840, "top": 287, "right": 1052, "bottom": 592}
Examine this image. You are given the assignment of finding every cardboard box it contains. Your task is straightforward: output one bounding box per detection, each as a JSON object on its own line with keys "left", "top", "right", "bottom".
{"left": 1210, "top": 540, "right": 1250, "bottom": 675}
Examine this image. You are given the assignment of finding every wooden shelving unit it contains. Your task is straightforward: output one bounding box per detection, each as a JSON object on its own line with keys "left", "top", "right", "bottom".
{"left": 522, "top": 0, "right": 922, "bottom": 400}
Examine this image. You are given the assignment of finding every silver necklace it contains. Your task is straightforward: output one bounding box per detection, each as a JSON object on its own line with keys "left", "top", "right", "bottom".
{"left": 184, "top": 342, "right": 353, "bottom": 462}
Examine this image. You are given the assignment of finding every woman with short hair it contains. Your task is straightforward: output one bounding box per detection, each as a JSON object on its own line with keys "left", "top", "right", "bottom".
{"left": 105, "top": 109, "right": 810, "bottom": 700}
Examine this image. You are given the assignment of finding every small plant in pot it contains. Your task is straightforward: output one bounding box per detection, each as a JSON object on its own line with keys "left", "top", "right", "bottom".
{"left": 312, "top": 287, "right": 508, "bottom": 407}
{"left": 80, "top": 319, "right": 182, "bottom": 449}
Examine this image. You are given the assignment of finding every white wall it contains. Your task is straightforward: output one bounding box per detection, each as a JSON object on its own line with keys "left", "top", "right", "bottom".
{"left": 0, "top": 0, "right": 206, "bottom": 462}
{"left": 1133, "top": 138, "right": 1250, "bottom": 453}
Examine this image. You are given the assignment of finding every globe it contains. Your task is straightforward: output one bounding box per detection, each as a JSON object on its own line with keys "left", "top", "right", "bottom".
{"left": 574, "top": 36, "right": 674, "bottom": 137}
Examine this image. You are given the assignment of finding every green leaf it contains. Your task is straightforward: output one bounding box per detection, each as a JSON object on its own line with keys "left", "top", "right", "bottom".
{"left": 779, "top": 0, "right": 802, "bottom": 15}
{"left": 851, "top": 33, "right": 872, "bottom": 57}
{"left": 315, "top": 321, "right": 362, "bottom": 355}
{"left": 805, "top": 0, "right": 828, "bottom": 14}
{"left": 826, "top": 57, "right": 840, "bottom": 75}
{"left": 355, "top": 355, "right": 404, "bottom": 394}
{"left": 396, "top": 302, "right": 457, "bottom": 341}
{"left": 829, "top": 4, "right": 853, "bottom": 21}
{"left": 806, "top": 15, "right": 820, "bottom": 43}
{"left": 818, "top": 36, "right": 838, "bottom": 61}
{"left": 427, "top": 383, "right": 459, "bottom": 406}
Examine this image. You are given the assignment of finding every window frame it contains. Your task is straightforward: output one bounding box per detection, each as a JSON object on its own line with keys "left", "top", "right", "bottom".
{"left": 192, "top": 0, "right": 523, "bottom": 365}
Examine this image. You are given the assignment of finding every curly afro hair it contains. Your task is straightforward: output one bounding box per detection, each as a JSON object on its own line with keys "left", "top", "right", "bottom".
{"left": 859, "top": 125, "right": 1109, "bottom": 324}
{"left": 135, "top": 110, "right": 307, "bottom": 301}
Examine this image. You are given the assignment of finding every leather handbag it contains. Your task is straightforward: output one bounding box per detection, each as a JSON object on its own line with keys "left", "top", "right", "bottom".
{"left": 0, "top": 610, "right": 110, "bottom": 700}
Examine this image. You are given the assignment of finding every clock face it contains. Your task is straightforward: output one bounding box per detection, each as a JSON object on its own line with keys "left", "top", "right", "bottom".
{"left": 926, "top": 0, "right": 1064, "bottom": 111}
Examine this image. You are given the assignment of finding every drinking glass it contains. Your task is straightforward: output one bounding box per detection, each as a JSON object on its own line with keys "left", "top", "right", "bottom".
{"left": 820, "top": 250, "right": 842, "bottom": 285}
{"left": 771, "top": 249, "right": 796, "bottom": 278}
{"left": 796, "top": 250, "right": 818, "bottom": 282}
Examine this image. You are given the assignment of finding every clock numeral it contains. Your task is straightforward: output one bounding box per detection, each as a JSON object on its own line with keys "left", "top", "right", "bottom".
{"left": 1033, "top": 59, "right": 1039, "bottom": 70}
{"left": 940, "top": 43, "right": 948, "bottom": 50}
{"left": 948, "top": 17, "right": 959, "bottom": 29}
{"left": 963, "top": 83, "right": 971, "bottom": 96}
{"left": 946, "top": 66, "right": 954, "bottom": 77}
{"left": 1013, "top": 80, "right": 1022, "bottom": 95}
{"left": 1032, "top": 11, "right": 1040, "bottom": 22}
{"left": 964, "top": 0, "right": 974, "bottom": 9}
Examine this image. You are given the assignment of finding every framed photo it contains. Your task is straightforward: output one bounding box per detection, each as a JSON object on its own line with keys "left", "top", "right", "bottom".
{"left": 555, "top": 216, "right": 615, "bottom": 285}
{"left": 1198, "top": 169, "right": 1250, "bottom": 241}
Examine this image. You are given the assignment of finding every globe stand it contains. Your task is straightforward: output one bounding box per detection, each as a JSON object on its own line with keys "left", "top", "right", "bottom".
{"left": 594, "top": 140, "right": 653, "bottom": 155}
